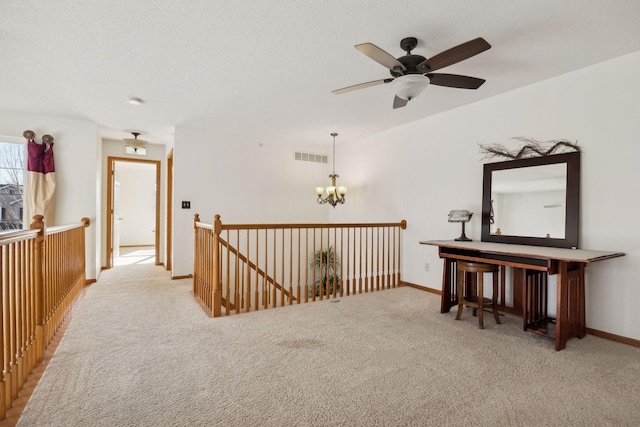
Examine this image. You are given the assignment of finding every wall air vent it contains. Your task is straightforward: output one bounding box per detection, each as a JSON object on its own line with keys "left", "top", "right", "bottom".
{"left": 294, "top": 151, "right": 328, "bottom": 164}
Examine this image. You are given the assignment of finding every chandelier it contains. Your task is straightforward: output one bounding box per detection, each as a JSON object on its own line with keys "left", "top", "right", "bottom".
{"left": 316, "top": 132, "right": 347, "bottom": 207}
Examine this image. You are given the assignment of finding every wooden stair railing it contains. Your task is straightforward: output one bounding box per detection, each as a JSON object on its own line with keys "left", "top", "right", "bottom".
{"left": 0, "top": 215, "right": 89, "bottom": 420}
{"left": 193, "top": 215, "right": 294, "bottom": 317}
{"left": 218, "top": 238, "right": 296, "bottom": 302}
{"left": 193, "top": 214, "right": 407, "bottom": 318}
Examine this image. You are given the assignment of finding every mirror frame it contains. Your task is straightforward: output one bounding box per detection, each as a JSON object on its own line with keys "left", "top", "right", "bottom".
{"left": 481, "top": 151, "right": 580, "bottom": 248}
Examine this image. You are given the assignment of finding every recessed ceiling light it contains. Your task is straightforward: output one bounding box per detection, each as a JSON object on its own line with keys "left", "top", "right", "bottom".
{"left": 128, "top": 97, "right": 144, "bottom": 106}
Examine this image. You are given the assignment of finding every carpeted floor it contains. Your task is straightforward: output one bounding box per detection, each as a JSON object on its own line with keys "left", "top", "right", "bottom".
{"left": 17, "top": 264, "right": 640, "bottom": 426}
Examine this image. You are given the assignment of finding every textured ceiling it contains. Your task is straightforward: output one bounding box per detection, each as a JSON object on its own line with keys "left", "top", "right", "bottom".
{"left": 2, "top": 1, "right": 640, "bottom": 147}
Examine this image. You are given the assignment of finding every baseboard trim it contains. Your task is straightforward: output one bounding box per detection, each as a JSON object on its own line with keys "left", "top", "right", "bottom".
{"left": 399, "top": 281, "right": 440, "bottom": 295}
{"left": 172, "top": 274, "right": 193, "bottom": 280}
{"left": 399, "top": 281, "right": 639, "bottom": 348}
{"left": 586, "top": 328, "right": 640, "bottom": 348}
{"left": 85, "top": 279, "right": 97, "bottom": 286}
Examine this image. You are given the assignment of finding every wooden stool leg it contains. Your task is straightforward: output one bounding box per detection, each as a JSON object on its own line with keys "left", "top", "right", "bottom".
{"left": 470, "top": 273, "right": 478, "bottom": 317}
{"left": 478, "top": 273, "right": 484, "bottom": 329}
{"left": 455, "top": 268, "right": 464, "bottom": 320}
{"left": 493, "top": 270, "right": 501, "bottom": 324}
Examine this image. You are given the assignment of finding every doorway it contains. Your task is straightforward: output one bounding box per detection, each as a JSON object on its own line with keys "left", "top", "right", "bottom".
{"left": 106, "top": 156, "right": 161, "bottom": 269}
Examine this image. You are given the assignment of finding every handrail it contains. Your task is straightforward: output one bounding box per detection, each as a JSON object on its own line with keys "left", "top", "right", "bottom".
{"left": 193, "top": 214, "right": 407, "bottom": 318}
{"left": 46, "top": 217, "right": 90, "bottom": 235}
{"left": 218, "top": 220, "right": 407, "bottom": 231}
{"left": 0, "top": 215, "right": 89, "bottom": 420}
{"left": 0, "top": 229, "right": 40, "bottom": 245}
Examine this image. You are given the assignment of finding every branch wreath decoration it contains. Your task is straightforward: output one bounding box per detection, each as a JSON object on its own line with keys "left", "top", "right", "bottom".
{"left": 478, "top": 137, "right": 580, "bottom": 160}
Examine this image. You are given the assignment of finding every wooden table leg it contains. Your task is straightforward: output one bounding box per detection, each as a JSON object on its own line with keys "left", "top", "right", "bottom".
{"left": 577, "top": 263, "right": 587, "bottom": 338}
{"left": 555, "top": 261, "right": 569, "bottom": 351}
{"left": 440, "top": 258, "right": 454, "bottom": 313}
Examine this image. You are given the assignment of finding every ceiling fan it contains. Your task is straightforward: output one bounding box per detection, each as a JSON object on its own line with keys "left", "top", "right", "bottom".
{"left": 333, "top": 36, "right": 491, "bottom": 109}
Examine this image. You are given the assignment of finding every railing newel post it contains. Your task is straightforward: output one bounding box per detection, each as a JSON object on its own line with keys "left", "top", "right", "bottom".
{"left": 193, "top": 214, "right": 200, "bottom": 300}
{"left": 212, "top": 215, "right": 222, "bottom": 317}
{"left": 29, "top": 215, "right": 45, "bottom": 365}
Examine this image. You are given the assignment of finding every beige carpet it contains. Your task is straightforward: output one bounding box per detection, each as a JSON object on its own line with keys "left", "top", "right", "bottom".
{"left": 17, "top": 264, "right": 640, "bottom": 426}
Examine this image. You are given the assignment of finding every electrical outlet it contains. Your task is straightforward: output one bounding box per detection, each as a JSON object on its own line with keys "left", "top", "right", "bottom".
{"left": 181, "top": 201, "right": 191, "bottom": 209}
{"left": 424, "top": 262, "right": 429, "bottom": 272}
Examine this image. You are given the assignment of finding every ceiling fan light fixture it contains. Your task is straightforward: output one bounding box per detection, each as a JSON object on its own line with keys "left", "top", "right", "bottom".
{"left": 391, "top": 74, "right": 430, "bottom": 100}
{"left": 123, "top": 131, "right": 149, "bottom": 156}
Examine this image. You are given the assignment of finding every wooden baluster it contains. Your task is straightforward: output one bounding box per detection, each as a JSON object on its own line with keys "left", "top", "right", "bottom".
{"left": 263, "top": 229, "right": 268, "bottom": 309}
{"left": 281, "top": 228, "right": 285, "bottom": 307}
{"left": 312, "top": 229, "right": 317, "bottom": 301}
{"left": 365, "top": 227, "right": 370, "bottom": 292}
{"left": 224, "top": 229, "right": 229, "bottom": 315}
{"left": 201, "top": 228, "right": 205, "bottom": 310}
{"left": 385, "top": 226, "right": 390, "bottom": 290}
{"left": 234, "top": 229, "right": 240, "bottom": 314}
{"left": 288, "top": 228, "right": 293, "bottom": 305}
{"left": 272, "top": 229, "right": 277, "bottom": 308}
{"left": 392, "top": 226, "right": 397, "bottom": 287}
{"left": 2, "top": 245, "right": 10, "bottom": 412}
{"left": 345, "top": 228, "right": 350, "bottom": 296}
{"left": 327, "top": 227, "right": 332, "bottom": 299}
{"left": 304, "top": 229, "right": 309, "bottom": 303}
{"left": 375, "top": 227, "right": 380, "bottom": 291}
{"left": 339, "top": 228, "right": 344, "bottom": 297}
{"left": 254, "top": 230, "right": 259, "bottom": 311}
{"left": 16, "top": 241, "right": 25, "bottom": 391}
{"left": 357, "top": 228, "right": 362, "bottom": 294}
{"left": 24, "top": 239, "right": 32, "bottom": 377}
{"left": 244, "top": 230, "right": 250, "bottom": 312}
{"left": 296, "top": 229, "right": 301, "bottom": 304}
{"left": 331, "top": 227, "right": 336, "bottom": 298}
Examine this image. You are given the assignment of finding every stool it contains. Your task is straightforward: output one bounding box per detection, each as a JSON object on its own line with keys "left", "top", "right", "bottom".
{"left": 455, "top": 260, "right": 501, "bottom": 329}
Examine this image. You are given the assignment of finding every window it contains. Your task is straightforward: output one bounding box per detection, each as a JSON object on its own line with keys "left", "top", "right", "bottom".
{"left": 0, "top": 140, "right": 25, "bottom": 230}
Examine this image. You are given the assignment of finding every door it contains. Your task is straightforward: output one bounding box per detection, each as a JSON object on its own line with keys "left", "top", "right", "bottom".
{"left": 113, "top": 169, "right": 121, "bottom": 259}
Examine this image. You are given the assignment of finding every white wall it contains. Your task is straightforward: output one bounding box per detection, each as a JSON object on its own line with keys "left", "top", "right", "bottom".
{"left": 331, "top": 50, "right": 640, "bottom": 340}
{"left": 0, "top": 111, "right": 100, "bottom": 280}
{"left": 172, "top": 130, "right": 332, "bottom": 277}
{"left": 117, "top": 164, "right": 156, "bottom": 246}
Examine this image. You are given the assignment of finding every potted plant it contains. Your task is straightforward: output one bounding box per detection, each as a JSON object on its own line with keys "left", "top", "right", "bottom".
{"left": 310, "top": 246, "right": 341, "bottom": 297}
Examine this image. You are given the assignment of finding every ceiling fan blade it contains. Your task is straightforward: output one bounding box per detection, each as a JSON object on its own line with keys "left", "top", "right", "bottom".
{"left": 393, "top": 95, "right": 408, "bottom": 109}
{"left": 427, "top": 73, "right": 486, "bottom": 89}
{"left": 332, "top": 78, "right": 392, "bottom": 94}
{"left": 355, "top": 43, "right": 407, "bottom": 72}
{"left": 418, "top": 37, "right": 491, "bottom": 72}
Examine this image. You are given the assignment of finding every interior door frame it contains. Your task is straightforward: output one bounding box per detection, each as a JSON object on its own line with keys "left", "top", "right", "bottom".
{"left": 106, "top": 156, "right": 161, "bottom": 269}
{"left": 165, "top": 149, "right": 173, "bottom": 271}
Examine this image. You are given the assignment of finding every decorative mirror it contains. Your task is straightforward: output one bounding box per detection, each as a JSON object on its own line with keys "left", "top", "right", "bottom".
{"left": 481, "top": 151, "right": 580, "bottom": 248}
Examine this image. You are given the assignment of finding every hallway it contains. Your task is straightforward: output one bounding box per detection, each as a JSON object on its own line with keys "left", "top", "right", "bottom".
{"left": 114, "top": 246, "right": 156, "bottom": 266}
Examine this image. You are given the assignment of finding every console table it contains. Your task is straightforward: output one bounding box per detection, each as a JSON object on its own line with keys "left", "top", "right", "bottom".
{"left": 420, "top": 240, "right": 624, "bottom": 350}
